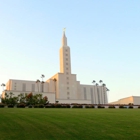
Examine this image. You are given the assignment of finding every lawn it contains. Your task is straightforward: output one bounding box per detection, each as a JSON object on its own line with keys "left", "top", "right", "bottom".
{"left": 0, "top": 109, "right": 140, "bottom": 140}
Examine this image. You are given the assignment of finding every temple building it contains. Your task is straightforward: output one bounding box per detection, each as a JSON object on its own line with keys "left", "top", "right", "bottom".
{"left": 2, "top": 31, "right": 108, "bottom": 104}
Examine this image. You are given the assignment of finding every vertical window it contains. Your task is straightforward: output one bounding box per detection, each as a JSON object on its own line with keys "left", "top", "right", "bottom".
{"left": 84, "top": 87, "right": 87, "bottom": 100}
{"left": 22, "top": 83, "right": 26, "bottom": 92}
{"left": 32, "top": 84, "right": 35, "bottom": 92}
{"left": 90, "top": 88, "right": 94, "bottom": 104}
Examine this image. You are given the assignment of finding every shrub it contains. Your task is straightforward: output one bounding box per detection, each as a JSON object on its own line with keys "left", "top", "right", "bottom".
{"left": 66, "top": 105, "right": 70, "bottom": 108}
{"left": 72, "top": 105, "right": 77, "bottom": 108}
{"left": 129, "top": 106, "right": 133, "bottom": 109}
{"left": 85, "top": 105, "right": 94, "bottom": 108}
{"left": 85, "top": 105, "right": 89, "bottom": 108}
{"left": 98, "top": 105, "right": 105, "bottom": 108}
{"left": 54, "top": 104, "right": 62, "bottom": 108}
{"left": 138, "top": 106, "right": 140, "bottom": 109}
{"left": 39, "top": 104, "right": 44, "bottom": 108}
{"left": 28, "top": 105, "right": 32, "bottom": 108}
{"left": 109, "top": 106, "right": 115, "bottom": 108}
{"left": 45, "top": 105, "right": 52, "bottom": 108}
{"left": 17, "top": 104, "right": 26, "bottom": 108}
{"left": 34, "top": 105, "right": 39, "bottom": 108}
{"left": 0, "top": 104, "right": 5, "bottom": 108}
{"left": 119, "top": 105, "right": 124, "bottom": 108}
{"left": 72, "top": 105, "right": 83, "bottom": 108}
{"left": 8, "top": 104, "right": 14, "bottom": 108}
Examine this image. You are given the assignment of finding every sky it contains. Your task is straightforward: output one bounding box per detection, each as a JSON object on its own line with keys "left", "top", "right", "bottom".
{"left": 0, "top": 0, "right": 140, "bottom": 102}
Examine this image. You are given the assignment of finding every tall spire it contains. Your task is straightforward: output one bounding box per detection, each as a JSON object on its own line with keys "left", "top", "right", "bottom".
{"left": 62, "top": 28, "right": 67, "bottom": 47}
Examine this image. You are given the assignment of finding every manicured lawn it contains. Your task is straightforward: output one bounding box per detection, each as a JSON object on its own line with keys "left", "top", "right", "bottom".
{"left": 0, "top": 109, "right": 140, "bottom": 140}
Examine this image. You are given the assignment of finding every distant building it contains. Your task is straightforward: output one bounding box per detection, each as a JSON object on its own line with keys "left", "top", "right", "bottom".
{"left": 109, "top": 96, "right": 140, "bottom": 105}
{"left": 2, "top": 31, "right": 108, "bottom": 104}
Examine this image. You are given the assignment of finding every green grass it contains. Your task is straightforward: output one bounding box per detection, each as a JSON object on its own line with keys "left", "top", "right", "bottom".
{"left": 0, "top": 109, "right": 140, "bottom": 140}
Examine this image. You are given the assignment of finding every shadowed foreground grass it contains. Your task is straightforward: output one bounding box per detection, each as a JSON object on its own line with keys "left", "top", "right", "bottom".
{"left": 0, "top": 109, "right": 140, "bottom": 140}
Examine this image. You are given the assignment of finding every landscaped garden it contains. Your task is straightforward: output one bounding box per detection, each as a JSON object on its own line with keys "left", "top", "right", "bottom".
{"left": 0, "top": 109, "right": 140, "bottom": 140}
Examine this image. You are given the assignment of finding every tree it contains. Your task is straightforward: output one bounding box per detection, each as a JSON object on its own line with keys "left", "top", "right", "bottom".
{"left": 92, "top": 80, "right": 96, "bottom": 85}
{"left": 1, "top": 83, "right": 5, "bottom": 91}
{"left": 36, "top": 79, "right": 40, "bottom": 93}
{"left": 41, "top": 74, "right": 45, "bottom": 81}
{"left": 99, "top": 80, "right": 103, "bottom": 85}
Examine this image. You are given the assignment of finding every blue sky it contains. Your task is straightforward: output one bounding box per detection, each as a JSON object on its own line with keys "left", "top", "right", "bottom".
{"left": 0, "top": 0, "right": 140, "bottom": 102}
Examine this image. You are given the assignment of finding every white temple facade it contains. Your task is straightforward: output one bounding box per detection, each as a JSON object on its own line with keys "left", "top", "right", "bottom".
{"left": 2, "top": 31, "right": 108, "bottom": 104}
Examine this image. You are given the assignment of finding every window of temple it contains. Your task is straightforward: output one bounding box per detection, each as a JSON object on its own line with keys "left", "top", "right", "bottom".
{"left": 22, "top": 83, "right": 26, "bottom": 92}
{"left": 84, "top": 87, "right": 87, "bottom": 100}
{"left": 32, "top": 84, "right": 35, "bottom": 92}
{"left": 67, "top": 87, "right": 69, "bottom": 90}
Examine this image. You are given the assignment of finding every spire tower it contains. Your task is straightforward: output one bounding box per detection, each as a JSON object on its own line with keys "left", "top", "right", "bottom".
{"left": 62, "top": 29, "right": 67, "bottom": 47}
{"left": 59, "top": 29, "right": 71, "bottom": 74}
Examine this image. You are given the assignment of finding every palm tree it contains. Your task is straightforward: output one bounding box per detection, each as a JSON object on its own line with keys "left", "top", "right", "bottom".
{"left": 41, "top": 75, "right": 45, "bottom": 92}
{"left": 99, "top": 80, "right": 103, "bottom": 85}
{"left": 36, "top": 79, "right": 40, "bottom": 93}
{"left": 1, "top": 83, "right": 6, "bottom": 91}
{"left": 92, "top": 80, "right": 96, "bottom": 85}
{"left": 41, "top": 74, "right": 45, "bottom": 81}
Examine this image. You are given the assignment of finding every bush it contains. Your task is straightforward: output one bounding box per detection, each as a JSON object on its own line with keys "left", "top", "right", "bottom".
{"left": 34, "top": 105, "right": 39, "bottom": 108}
{"left": 85, "top": 105, "right": 94, "bottom": 108}
{"left": 17, "top": 104, "right": 26, "bottom": 108}
{"left": 66, "top": 105, "right": 70, "bottom": 108}
{"left": 54, "top": 104, "right": 62, "bottom": 108}
{"left": 0, "top": 104, "right": 5, "bottom": 108}
{"left": 129, "top": 106, "right": 133, "bottom": 109}
{"left": 72, "top": 105, "right": 78, "bottom": 108}
{"left": 109, "top": 106, "right": 115, "bottom": 108}
{"left": 39, "top": 104, "right": 44, "bottom": 108}
{"left": 45, "top": 105, "right": 52, "bottom": 108}
{"left": 98, "top": 105, "right": 105, "bottom": 108}
{"left": 8, "top": 104, "right": 14, "bottom": 108}
{"left": 138, "top": 106, "right": 140, "bottom": 109}
{"left": 119, "top": 105, "right": 125, "bottom": 108}
{"left": 28, "top": 105, "right": 32, "bottom": 108}
{"left": 72, "top": 105, "right": 83, "bottom": 108}
{"left": 85, "top": 105, "right": 89, "bottom": 108}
